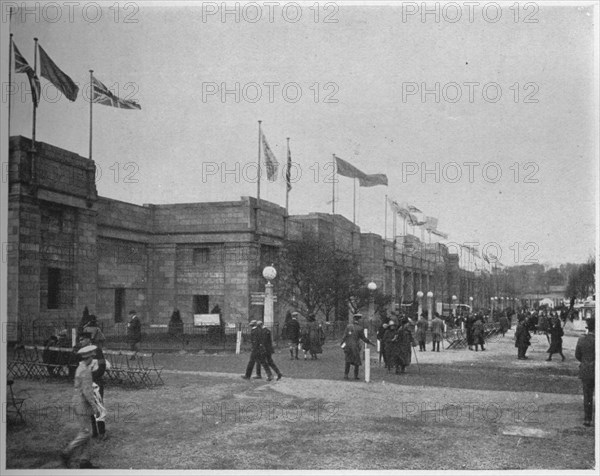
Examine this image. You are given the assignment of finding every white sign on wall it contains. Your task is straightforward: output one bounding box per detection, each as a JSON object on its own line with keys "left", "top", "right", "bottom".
{"left": 193, "top": 314, "right": 221, "bottom": 326}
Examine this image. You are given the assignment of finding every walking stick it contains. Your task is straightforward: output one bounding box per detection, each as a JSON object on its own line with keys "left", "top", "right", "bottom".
{"left": 412, "top": 345, "right": 421, "bottom": 374}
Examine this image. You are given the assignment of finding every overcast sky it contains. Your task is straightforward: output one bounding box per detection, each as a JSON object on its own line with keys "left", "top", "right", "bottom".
{"left": 4, "top": 1, "right": 598, "bottom": 267}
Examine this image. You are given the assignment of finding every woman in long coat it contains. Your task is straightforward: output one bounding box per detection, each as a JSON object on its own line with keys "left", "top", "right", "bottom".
{"left": 546, "top": 318, "right": 565, "bottom": 361}
{"left": 471, "top": 316, "right": 485, "bottom": 351}
{"left": 341, "top": 314, "right": 374, "bottom": 380}
{"left": 383, "top": 321, "right": 400, "bottom": 372}
{"left": 301, "top": 314, "right": 324, "bottom": 360}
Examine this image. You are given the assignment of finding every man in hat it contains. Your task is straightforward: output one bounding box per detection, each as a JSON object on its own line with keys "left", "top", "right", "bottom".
{"left": 285, "top": 311, "right": 301, "bottom": 360}
{"left": 415, "top": 314, "right": 428, "bottom": 352}
{"left": 259, "top": 321, "right": 282, "bottom": 381}
{"left": 60, "top": 345, "right": 101, "bottom": 469}
{"left": 515, "top": 314, "right": 531, "bottom": 360}
{"left": 430, "top": 313, "right": 444, "bottom": 352}
{"left": 242, "top": 320, "right": 266, "bottom": 380}
{"left": 575, "top": 317, "right": 595, "bottom": 427}
{"left": 126, "top": 310, "right": 142, "bottom": 357}
{"left": 341, "top": 314, "right": 375, "bottom": 380}
{"left": 79, "top": 332, "right": 107, "bottom": 440}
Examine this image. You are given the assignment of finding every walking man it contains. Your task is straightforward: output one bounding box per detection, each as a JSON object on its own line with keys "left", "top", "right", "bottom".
{"left": 285, "top": 311, "right": 301, "bottom": 360}
{"left": 341, "top": 314, "right": 375, "bottom": 380}
{"left": 575, "top": 317, "right": 595, "bottom": 427}
{"left": 242, "top": 320, "right": 270, "bottom": 380}
{"left": 546, "top": 317, "right": 566, "bottom": 362}
{"left": 60, "top": 345, "right": 101, "bottom": 469}
{"left": 515, "top": 315, "right": 531, "bottom": 360}
{"left": 260, "top": 321, "right": 283, "bottom": 381}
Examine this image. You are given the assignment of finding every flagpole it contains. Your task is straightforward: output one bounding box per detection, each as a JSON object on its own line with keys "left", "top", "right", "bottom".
{"left": 89, "top": 70, "right": 93, "bottom": 160}
{"left": 352, "top": 177, "right": 356, "bottom": 225}
{"left": 8, "top": 32, "right": 13, "bottom": 136}
{"left": 285, "top": 137, "right": 290, "bottom": 216}
{"left": 31, "top": 38, "right": 38, "bottom": 150}
{"left": 384, "top": 195, "right": 388, "bottom": 241}
{"left": 331, "top": 154, "right": 335, "bottom": 215}
{"left": 257, "top": 120, "right": 262, "bottom": 202}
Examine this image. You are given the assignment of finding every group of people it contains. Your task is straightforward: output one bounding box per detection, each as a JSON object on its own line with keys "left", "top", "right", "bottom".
{"left": 242, "top": 320, "right": 283, "bottom": 381}
{"left": 281, "top": 311, "right": 325, "bottom": 360}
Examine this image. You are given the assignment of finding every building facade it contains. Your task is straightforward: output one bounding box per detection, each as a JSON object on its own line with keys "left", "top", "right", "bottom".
{"left": 7, "top": 136, "right": 482, "bottom": 339}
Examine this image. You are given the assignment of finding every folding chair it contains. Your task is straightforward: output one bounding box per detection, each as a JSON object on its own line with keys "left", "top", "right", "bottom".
{"left": 7, "top": 379, "right": 27, "bottom": 423}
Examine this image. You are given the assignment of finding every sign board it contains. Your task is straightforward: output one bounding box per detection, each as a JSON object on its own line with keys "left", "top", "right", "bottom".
{"left": 250, "top": 292, "right": 277, "bottom": 305}
{"left": 193, "top": 314, "right": 221, "bottom": 327}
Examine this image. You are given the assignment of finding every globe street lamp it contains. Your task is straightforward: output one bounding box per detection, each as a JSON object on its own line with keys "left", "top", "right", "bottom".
{"left": 417, "top": 291, "right": 424, "bottom": 319}
{"left": 262, "top": 265, "right": 277, "bottom": 329}
{"left": 367, "top": 281, "right": 377, "bottom": 321}
{"left": 451, "top": 295, "right": 458, "bottom": 317}
{"left": 427, "top": 291, "right": 434, "bottom": 321}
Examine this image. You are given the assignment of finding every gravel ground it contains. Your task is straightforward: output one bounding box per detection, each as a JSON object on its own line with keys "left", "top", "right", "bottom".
{"left": 5, "top": 327, "right": 596, "bottom": 470}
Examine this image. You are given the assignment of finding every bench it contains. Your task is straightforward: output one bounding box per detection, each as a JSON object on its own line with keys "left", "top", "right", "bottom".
{"left": 103, "top": 350, "right": 163, "bottom": 388}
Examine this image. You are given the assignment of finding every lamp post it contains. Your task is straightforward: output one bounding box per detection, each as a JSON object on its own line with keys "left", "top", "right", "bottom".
{"left": 427, "top": 291, "right": 433, "bottom": 321}
{"left": 262, "top": 265, "right": 277, "bottom": 329}
{"left": 417, "top": 291, "right": 424, "bottom": 319}
{"left": 451, "top": 295, "right": 458, "bottom": 317}
{"left": 491, "top": 296, "right": 496, "bottom": 317}
{"left": 367, "top": 281, "right": 377, "bottom": 321}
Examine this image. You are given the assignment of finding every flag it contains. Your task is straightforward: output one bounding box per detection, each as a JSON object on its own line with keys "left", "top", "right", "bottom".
{"left": 261, "top": 132, "right": 279, "bottom": 181}
{"left": 286, "top": 143, "right": 292, "bottom": 192}
{"left": 13, "top": 42, "right": 40, "bottom": 107}
{"left": 38, "top": 44, "right": 79, "bottom": 101}
{"left": 335, "top": 155, "right": 387, "bottom": 187}
{"left": 407, "top": 205, "right": 422, "bottom": 214}
{"left": 424, "top": 216, "right": 438, "bottom": 231}
{"left": 431, "top": 229, "right": 449, "bottom": 239}
{"left": 359, "top": 173, "right": 388, "bottom": 187}
{"left": 387, "top": 197, "right": 401, "bottom": 213}
{"left": 335, "top": 155, "right": 365, "bottom": 180}
{"left": 92, "top": 76, "right": 141, "bottom": 109}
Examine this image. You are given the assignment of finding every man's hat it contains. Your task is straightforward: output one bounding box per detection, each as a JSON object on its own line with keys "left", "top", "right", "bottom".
{"left": 249, "top": 320, "right": 258, "bottom": 326}
{"left": 353, "top": 314, "right": 362, "bottom": 320}
{"left": 77, "top": 345, "right": 97, "bottom": 358}
{"left": 388, "top": 320, "right": 395, "bottom": 326}
{"left": 382, "top": 323, "right": 389, "bottom": 328}
{"left": 291, "top": 312, "right": 299, "bottom": 317}
{"left": 256, "top": 320, "right": 263, "bottom": 326}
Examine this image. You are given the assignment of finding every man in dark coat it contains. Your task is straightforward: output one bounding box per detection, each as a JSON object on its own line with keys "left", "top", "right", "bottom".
{"left": 415, "top": 314, "right": 428, "bottom": 352}
{"left": 430, "top": 314, "right": 444, "bottom": 352}
{"left": 498, "top": 313, "right": 510, "bottom": 337}
{"left": 242, "top": 320, "right": 265, "bottom": 379}
{"left": 283, "top": 311, "right": 301, "bottom": 360}
{"left": 383, "top": 320, "right": 399, "bottom": 372}
{"left": 301, "top": 314, "right": 324, "bottom": 360}
{"left": 341, "top": 314, "right": 374, "bottom": 380}
{"left": 471, "top": 316, "right": 485, "bottom": 351}
{"left": 546, "top": 317, "right": 565, "bottom": 361}
{"left": 126, "top": 310, "right": 142, "bottom": 356}
{"left": 465, "top": 313, "right": 475, "bottom": 350}
{"left": 515, "top": 315, "right": 531, "bottom": 360}
{"left": 575, "top": 318, "right": 595, "bottom": 427}
{"left": 259, "top": 321, "right": 282, "bottom": 381}
{"left": 395, "top": 318, "right": 415, "bottom": 374}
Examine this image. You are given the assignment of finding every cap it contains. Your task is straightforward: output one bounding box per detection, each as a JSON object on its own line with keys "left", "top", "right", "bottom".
{"left": 256, "top": 320, "right": 263, "bottom": 326}
{"left": 388, "top": 320, "right": 395, "bottom": 326}
{"left": 77, "top": 345, "right": 97, "bottom": 358}
{"left": 249, "top": 320, "right": 258, "bottom": 326}
{"left": 291, "top": 312, "right": 299, "bottom": 316}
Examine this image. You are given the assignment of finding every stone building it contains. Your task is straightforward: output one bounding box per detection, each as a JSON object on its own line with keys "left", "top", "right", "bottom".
{"left": 6, "top": 136, "right": 479, "bottom": 340}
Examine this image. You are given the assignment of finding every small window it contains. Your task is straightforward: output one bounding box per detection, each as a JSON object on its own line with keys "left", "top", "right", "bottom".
{"left": 48, "top": 268, "right": 60, "bottom": 309}
{"left": 193, "top": 248, "right": 210, "bottom": 265}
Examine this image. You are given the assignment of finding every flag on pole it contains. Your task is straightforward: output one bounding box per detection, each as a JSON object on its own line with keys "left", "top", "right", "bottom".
{"left": 359, "top": 173, "right": 388, "bottom": 187}
{"left": 424, "top": 216, "right": 438, "bottom": 232}
{"left": 92, "top": 76, "right": 141, "bottom": 109}
{"left": 286, "top": 142, "right": 292, "bottom": 192}
{"left": 261, "top": 132, "right": 279, "bottom": 181}
{"left": 431, "top": 229, "right": 449, "bottom": 239}
{"left": 335, "top": 155, "right": 388, "bottom": 187}
{"left": 407, "top": 205, "right": 422, "bottom": 214}
{"left": 387, "top": 197, "right": 402, "bottom": 213}
{"left": 38, "top": 44, "right": 79, "bottom": 101}
{"left": 13, "top": 42, "right": 40, "bottom": 107}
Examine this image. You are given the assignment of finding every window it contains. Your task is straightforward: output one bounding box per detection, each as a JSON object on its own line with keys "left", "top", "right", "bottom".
{"left": 47, "top": 268, "right": 60, "bottom": 309}
{"left": 114, "top": 288, "right": 125, "bottom": 323}
{"left": 193, "top": 295, "right": 209, "bottom": 314}
{"left": 193, "top": 248, "right": 210, "bottom": 265}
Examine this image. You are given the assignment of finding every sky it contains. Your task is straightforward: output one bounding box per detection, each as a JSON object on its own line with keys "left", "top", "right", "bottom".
{"left": 2, "top": 1, "right": 598, "bottom": 268}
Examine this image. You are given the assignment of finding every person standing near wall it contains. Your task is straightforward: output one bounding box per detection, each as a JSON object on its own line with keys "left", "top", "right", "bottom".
{"left": 126, "top": 310, "right": 142, "bottom": 357}
{"left": 575, "top": 318, "right": 595, "bottom": 427}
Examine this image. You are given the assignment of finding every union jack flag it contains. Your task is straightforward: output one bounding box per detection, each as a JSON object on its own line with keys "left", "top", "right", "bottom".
{"left": 92, "top": 76, "right": 141, "bottom": 110}
{"left": 13, "top": 42, "right": 40, "bottom": 107}
{"left": 261, "top": 132, "right": 279, "bottom": 181}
